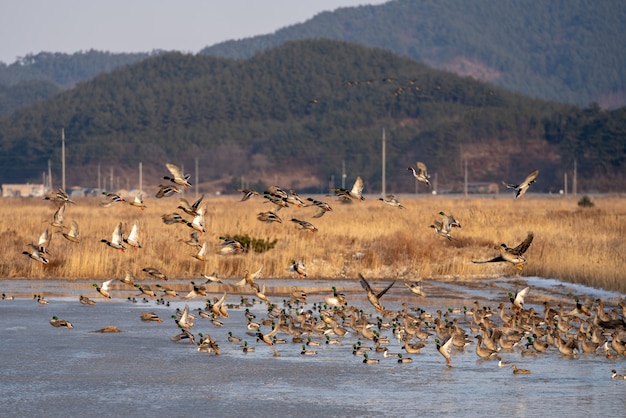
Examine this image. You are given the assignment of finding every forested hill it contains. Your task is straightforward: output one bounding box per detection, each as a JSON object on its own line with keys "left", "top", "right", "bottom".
{"left": 202, "top": 0, "right": 626, "bottom": 108}
{"left": 0, "top": 40, "right": 624, "bottom": 194}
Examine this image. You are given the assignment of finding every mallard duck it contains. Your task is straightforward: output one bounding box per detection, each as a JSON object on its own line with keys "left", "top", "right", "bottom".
{"left": 291, "top": 218, "right": 318, "bottom": 232}
{"left": 257, "top": 316, "right": 282, "bottom": 346}
{"left": 405, "top": 281, "right": 425, "bottom": 297}
{"left": 509, "top": 286, "right": 530, "bottom": 310}
{"left": 177, "top": 195, "right": 204, "bottom": 217}
{"left": 397, "top": 353, "right": 413, "bottom": 363}
{"left": 325, "top": 286, "right": 347, "bottom": 307}
{"left": 503, "top": 169, "right": 539, "bottom": 199}
{"left": 100, "top": 192, "right": 126, "bottom": 207}
{"left": 234, "top": 264, "right": 263, "bottom": 288}
{"left": 301, "top": 345, "right": 318, "bottom": 356}
{"left": 192, "top": 242, "right": 208, "bottom": 262}
{"left": 408, "top": 161, "right": 431, "bottom": 187}
{"left": 237, "top": 188, "right": 259, "bottom": 201}
{"left": 163, "top": 163, "right": 191, "bottom": 188}
{"left": 257, "top": 211, "right": 282, "bottom": 223}
{"left": 140, "top": 312, "right": 163, "bottom": 323}
{"left": 128, "top": 193, "right": 146, "bottom": 210}
{"left": 123, "top": 223, "right": 142, "bottom": 249}
{"left": 44, "top": 188, "right": 75, "bottom": 205}
{"left": 61, "top": 220, "right": 80, "bottom": 243}
{"left": 100, "top": 223, "right": 126, "bottom": 252}
{"left": 50, "top": 316, "right": 73, "bottom": 328}
{"left": 359, "top": 273, "right": 395, "bottom": 312}
{"left": 379, "top": 194, "right": 405, "bottom": 208}
{"left": 438, "top": 211, "right": 461, "bottom": 229}
{"left": 285, "top": 190, "right": 306, "bottom": 207}
{"left": 50, "top": 202, "right": 66, "bottom": 229}
{"left": 36, "top": 228, "right": 52, "bottom": 255}
{"left": 155, "top": 284, "right": 177, "bottom": 298}
{"left": 185, "top": 207, "right": 206, "bottom": 234}
{"left": 79, "top": 295, "right": 96, "bottom": 305}
{"left": 241, "top": 341, "right": 255, "bottom": 353}
{"left": 330, "top": 176, "right": 365, "bottom": 202}
{"left": 218, "top": 237, "right": 244, "bottom": 255}
{"left": 429, "top": 219, "right": 454, "bottom": 241}
{"left": 118, "top": 271, "right": 135, "bottom": 286}
{"left": 93, "top": 279, "right": 115, "bottom": 299}
{"left": 134, "top": 284, "right": 156, "bottom": 298}
{"left": 179, "top": 230, "right": 202, "bottom": 250}
{"left": 511, "top": 364, "right": 531, "bottom": 374}
{"left": 171, "top": 329, "right": 195, "bottom": 344}
{"left": 203, "top": 269, "right": 221, "bottom": 283}
{"left": 362, "top": 353, "right": 379, "bottom": 364}
{"left": 288, "top": 259, "right": 307, "bottom": 279}
{"left": 161, "top": 212, "right": 186, "bottom": 225}
{"left": 155, "top": 184, "right": 181, "bottom": 198}
{"left": 23, "top": 244, "right": 49, "bottom": 265}
{"left": 307, "top": 198, "right": 332, "bottom": 218}
{"left": 210, "top": 292, "right": 229, "bottom": 319}
{"left": 174, "top": 304, "right": 193, "bottom": 330}
{"left": 142, "top": 267, "right": 167, "bottom": 281}
{"left": 473, "top": 232, "right": 534, "bottom": 271}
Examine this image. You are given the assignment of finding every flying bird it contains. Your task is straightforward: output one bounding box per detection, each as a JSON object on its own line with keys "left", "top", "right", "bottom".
{"left": 359, "top": 273, "right": 395, "bottom": 312}
{"left": 503, "top": 169, "right": 539, "bottom": 199}
{"left": 330, "top": 176, "right": 364, "bottom": 202}
{"left": 473, "top": 232, "right": 534, "bottom": 271}
{"left": 100, "top": 223, "right": 126, "bottom": 252}
{"left": 408, "top": 161, "right": 431, "bottom": 187}
{"left": 163, "top": 163, "right": 191, "bottom": 188}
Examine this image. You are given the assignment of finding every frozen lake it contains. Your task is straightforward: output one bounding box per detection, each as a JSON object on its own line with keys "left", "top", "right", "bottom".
{"left": 0, "top": 277, "right": 624, "bottom": 417}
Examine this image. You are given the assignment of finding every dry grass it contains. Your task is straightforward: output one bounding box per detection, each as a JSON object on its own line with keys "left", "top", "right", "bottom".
{"left": 2, "top": 193, "right": 625, "bottom": 293}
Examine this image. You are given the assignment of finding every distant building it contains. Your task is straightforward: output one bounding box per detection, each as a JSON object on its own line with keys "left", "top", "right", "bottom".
{"left": 1, "top": 184, "right": 46, "bottom": 197}
{"left": 466, "top": 182, "right": 499, "bottom": 194}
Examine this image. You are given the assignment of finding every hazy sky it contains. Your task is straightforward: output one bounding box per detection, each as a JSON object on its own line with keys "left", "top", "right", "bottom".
{"left": 0, "top": 0, "right": 389, "bottom": 64}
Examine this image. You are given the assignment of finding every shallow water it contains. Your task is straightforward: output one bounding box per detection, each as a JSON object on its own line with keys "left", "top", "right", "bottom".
{"left": 0, "top": 277, "right": 624, "bottom": 417}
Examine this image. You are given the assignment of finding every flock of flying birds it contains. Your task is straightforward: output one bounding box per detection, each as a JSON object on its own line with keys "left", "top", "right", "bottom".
{"left": 16, "top": 161, "right": 626, "bottom": 376}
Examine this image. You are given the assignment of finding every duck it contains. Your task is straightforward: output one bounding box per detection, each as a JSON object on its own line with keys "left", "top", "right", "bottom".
{"left": 473, "top": 232, "right": 534, "bottom": 271}
{"left": 134, "top": 284, "right": 156, "bottom": 298}
{"left": 177, "top": 194, "right": 204, "bottom": 217}
{"left": 170, "top": 329, "right": 195, "bottom": 344}
{"left": 379, "top": 194, "right": 405, "bottom": 209}
{"left": 192, "top": 242, "right": 208, "bottom": 262}
{"left": 174, "top": 305, "right": 194, "bottom": 330}
{"left": 209, "top": 293, "right": 229, "bottom": 319}
{"left": 180, "top": 231, "right": 202, "bottom": 250}
{"left": 241, "top": 341, "right": 255, "bottom": 353}
{"left": 497, "top": 356, "right": 510, "bottom": 368}
{"left": 142, "top": 267, "right": 167, "bottom": 281}
{"left": 161, "top": 212, "right": 186, "bottom": 225}
{"left": 436, "top": 337, "right": 454, "bottom": 366}
{"left": 140, "top": 312, "right": 163, "bottom": 323}
{"left": 330, "top": 176, "right": 365, "bottom": 202}
{"left": 288, "top": 259, "right": 307, "bottom": 279}
{"left": 397, "top": 353, "right": 413, "bottom": 363}
{"left": 128, "top": 193, "right": 146, "bottom": 210}
{"left": 325, "top": 287, "right": 347, "bottom": 307}
{"left": 405, "top": 281, "right": 425, "bottom": 297}
{"left": 511, "top": 364, "right": 531, "bottom": 374}
{"left": 257, "top": 211, "right": 283, "bottom": 223}
{"left": 307, "top": 197, "right": 333, "bottom": 218}
{"left": 79, "top": 295, "right": 96, "bottom": 306}
{"left": 44, "top": 188, "right": 75, "bottom": 205}
{"left": 475, "top": 335, "right": 499, "bottom": 359}
{"left": 93, "top": 279, "right": 114, "bottom": 299}
{"left": 438, "top": 211, "right": 461, "bottom": 229}
{"left": 429, "top": 219, "right": 455, "bottom": 241}
{"left": 407, "top": 161, "right": 431, "bottom": 187}
{"left": 123, "top": 223, "right": 142, "bottom": 249}
{"left": 503, "top": 169, "right": 539, "bottom": 199}
{"left": 100, "top": 223, "right": 126, "bottom": 252}
{"left": 49, "top": 202, "right": 66, "bottom": 229}
{"left": 185, "top": 207, "right": 206, "bottom": 234}
{"left": 118, "top": 271, "right": 135, "bottom": 287}
{"left": 36, "top": 228, "right": 52, "bottom": 255}
{"left": 155, "top": 284, "right": 177, "bottom": 298}
{"left": 23, "top": 244, "right": 49, "bottom": 265}
{"left": 155, "top": 184, "right": 181, "bottom": 198}
{"left": 163, "top": 162, "right": 191, "bottom": 188}
{"left": 203, "top": 269, "right": 221, "bottom": 283}
{"left": 510, "top": 286, "right": 531, "bottom": 310}
{"left": 100, "top": 192, "right": 126, "bottom": 207}
{"left": 291, "top": 218, "right": 318, "bottom": 233}
{"left": 237, "top": 188, "right": 259, "bottom": 201}
{"left": 257, "top": 317, "right": 282, "bottom": 346}
{"left": 218, "top": 237, "right": 244, "bottom": 255}
{"left": 61, "top": 220, "right": 80, "bottom": 243}
{"left": 359, "top": 273, "right": 395, "bottom": 312}
{"left": 611, "top": 370, "right": 626, "bottom": 380}
{"left": 235, "top": 264, "right": 263, "bottom": 288}
{"left": 301, "top": 345, "right": 318, "bottom": 356}
{"left": 362, "top": 353, "right": 379, "bottom": 364}
{"left": 50, "top": 316, "right": 73, "bottom": 328}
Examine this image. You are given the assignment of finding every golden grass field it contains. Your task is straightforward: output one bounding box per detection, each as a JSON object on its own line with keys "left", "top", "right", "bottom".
{"left": 1, "top": 192, "right": 625, "bottom": 293}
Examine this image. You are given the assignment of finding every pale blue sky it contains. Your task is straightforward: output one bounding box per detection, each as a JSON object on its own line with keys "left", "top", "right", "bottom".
{"left": 0, "top": 0, "right": 389, "bottom": 64}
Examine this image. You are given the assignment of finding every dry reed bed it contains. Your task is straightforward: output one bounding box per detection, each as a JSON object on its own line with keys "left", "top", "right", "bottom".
{"left": 1, "top": 193, "right": 625, "bottom": 293}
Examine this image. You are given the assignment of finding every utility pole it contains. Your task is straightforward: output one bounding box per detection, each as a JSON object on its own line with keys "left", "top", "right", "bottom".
{"left": 97, "top": 164, "right": 101, "bottom": 191}
{"left": 195, "top": 158, "right": 199, "bottom": 198}
{"left": 139, "top": 162, "right": 143, "bottom": 194}
{"left": 464, "top": 160, "right": 468, "bottom": 197}
{"left": 341, "top": 160, "right": 346, "bottom": 189}
{"left": 381, "top": 128, "right": 386, "bottom": 196}
{"left": 47, "top": 160, "right": 52, "bottom": 191}
{"left": 573, "top": 160, "right": 577, "bottom": 196}
{"left": 564, "top": 172, "right": 568, "bottom": 196}
{"left": 61, "top": 128, "right": 66, "bottom": 191}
